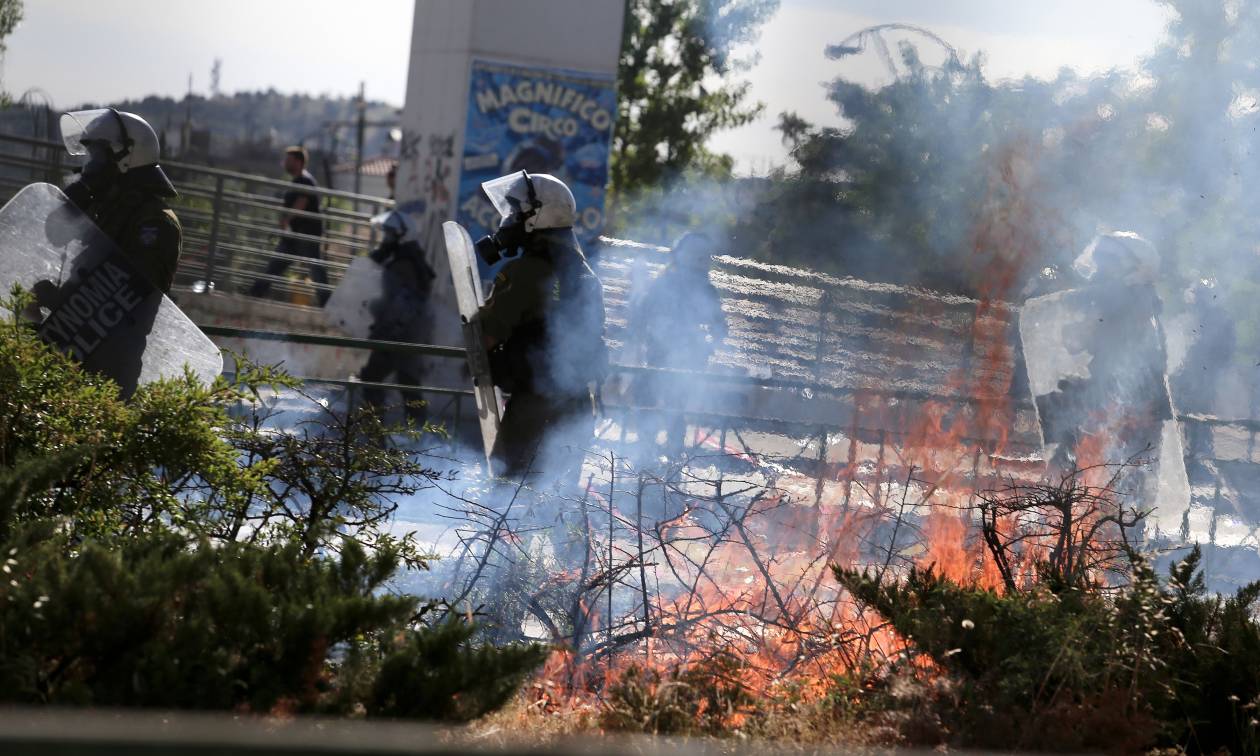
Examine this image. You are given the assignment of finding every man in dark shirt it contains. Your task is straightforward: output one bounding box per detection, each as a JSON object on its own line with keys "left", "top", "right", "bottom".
{"left": 249, "top": 146, "right": 329, "bottom": 305}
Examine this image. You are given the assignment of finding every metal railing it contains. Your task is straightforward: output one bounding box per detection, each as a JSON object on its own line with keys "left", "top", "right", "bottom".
{"left": 0, "top": 132, "right": 471, "bottom": 433}
{"left": 0, "top": 132, "right": 393, "bottom": 306}
{"left": 0, "top": 128, "right": 1045, "bottom": 458}
{"left": 6, "top": 131, "right": 1255, "bottom": 491}
{"left": 203, "top": 324, "right": 477, "bottom": 440}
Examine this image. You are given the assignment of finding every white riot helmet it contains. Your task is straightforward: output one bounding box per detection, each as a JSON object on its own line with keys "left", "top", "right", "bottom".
{"left": 481, "top": 170, "right": 576, "bottom": 231}
{"left": 60, "top": 108, "right": 176, "bottom": 202}
{"left": 1073, "top": 231, "right": 1159, "bottom": 285}
{"left": 370, "top": 208, "right": 418, "bottom": 245}
{"left": 671, "top": 231, "right": 715, "bottom": 270}
{"left": 474, "top": 171, "right": 577, "bottom": 265}
{"left": 61, "top": 109, "right": 162, "bottom": 173}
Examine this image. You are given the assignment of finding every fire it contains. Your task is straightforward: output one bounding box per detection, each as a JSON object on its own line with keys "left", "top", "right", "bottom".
{"left": 484, "top": 141, "right": 1138, "bottom": 729}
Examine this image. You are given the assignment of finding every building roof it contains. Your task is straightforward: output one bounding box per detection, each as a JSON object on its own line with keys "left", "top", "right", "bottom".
{"left": 332, "top": 156, "right": 396, "bottom": 176}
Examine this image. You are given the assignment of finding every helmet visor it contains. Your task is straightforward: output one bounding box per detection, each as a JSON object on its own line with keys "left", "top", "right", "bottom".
{"left": 480, "top": 171, "right": 533, "bottom": 220}
{"left": 370, "top": 211, "right": 390, "bottom": 229}
{"left": 60, "top": 109, "right": 112, "bottom": 156}
{"left": 370, "top": 210, "right": 413, "bottom": 241}
{"left": 1073, "top": 232, "right": 1158, "bottom": 283}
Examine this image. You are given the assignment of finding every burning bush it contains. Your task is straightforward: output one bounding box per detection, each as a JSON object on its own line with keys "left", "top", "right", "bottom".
{"left": 601, "top": 651, "right": 758, "bottom": 736}
{"left": 833, "top": 472, "right": 1260, "bottom": 753}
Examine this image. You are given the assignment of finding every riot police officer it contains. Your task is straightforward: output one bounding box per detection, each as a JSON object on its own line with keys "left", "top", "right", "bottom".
{"left": 358, "top": 208, "right": 436, "bottom": 425}
{"left": 1037, "top": 232, "right": 1174, "bottom": 508}
{"left": 630, "top": 231, "right": 727, "bottom": 458}
{"left": 59, "top": 109, "right": 182, "bottom": 293}
{"left": 471, "top": 170, "right": 608, "bottom": 480}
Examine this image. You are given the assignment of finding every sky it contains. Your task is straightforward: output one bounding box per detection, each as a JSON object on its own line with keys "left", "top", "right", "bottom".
{"left": 2, "top": 0, "right": 1173, "bottom": 173}
{"left": 2, "top": 0, "right": 416, "bottom": 106}
{"left": 710, "top": 0, "right": 1175, "bottom": 172}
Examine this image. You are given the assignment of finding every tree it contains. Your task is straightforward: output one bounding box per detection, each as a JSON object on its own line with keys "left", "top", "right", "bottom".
{"left": 0, "top": 0, "right": 20, "bottom": 54}
{"left": 1134, "top": 0, "right": 1260, "bottom": 359}
{"left": 774, "top": 110, "right": 812, "bottom": 151}
{"left": 725, "top": 0, "right": 1260, "bottom": 333}
{"left": 609, "top": 0, "right": 779, "bottom": 230}
{"left": 0, "top": 0, "right": 22, "bottom": 106}
{"left": 729, "top": 42, "right": 1129, "bottom": 296}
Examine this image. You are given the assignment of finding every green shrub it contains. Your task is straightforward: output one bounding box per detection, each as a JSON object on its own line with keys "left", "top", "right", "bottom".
{"left": 0, "top": 302, "right": 546, "bottom": 721}
{"left": 369, "top": 618, "right": 549, "bottom": 722}
{"left": 834, "top": 546, "right": 1260, "bottom": 753}
{"left": 0, "top": 294, "right": 260, "bottom": 543}
{"left": 1154, "top": 548, "right": 1260, "bottom": 755}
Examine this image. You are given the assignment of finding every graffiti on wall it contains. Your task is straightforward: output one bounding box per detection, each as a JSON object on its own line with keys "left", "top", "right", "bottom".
{"left": 397, "top": 129, "right": 460, "bottom": 257}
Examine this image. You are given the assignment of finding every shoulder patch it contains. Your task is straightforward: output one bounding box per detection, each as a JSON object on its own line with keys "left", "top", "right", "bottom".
{"left": 138, "top": 224, "right": 160, "bottom": 247}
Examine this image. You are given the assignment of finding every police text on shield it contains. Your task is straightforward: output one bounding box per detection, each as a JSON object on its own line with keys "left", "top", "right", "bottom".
{"left": 38, "top": 260, "right": 145, "bottom": 360}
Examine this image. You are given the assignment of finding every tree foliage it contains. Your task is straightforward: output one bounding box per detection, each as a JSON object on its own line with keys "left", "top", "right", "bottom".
{"left": 730, "top": 46, "right": 1112, "bottom": 296}
{"left": 0, "top": 298, "right": 433, "bottom": 563}
{"left": 0, "top": 0, "right": 20, "bottom": 55}
{"left": 0, "top": 0, "right": 20, "bottom": 79}
{"left": 725, "top": 0, "right": 1260, "bottom": 337}
{"left": 610, "top": 0, "right": 778, "bottom": 228}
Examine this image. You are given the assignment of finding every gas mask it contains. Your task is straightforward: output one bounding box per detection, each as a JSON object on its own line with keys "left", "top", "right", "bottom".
{"left": 64, "top": 142, "right": 121, "bottom": 211}
{"left": 474, "top": 174, "right": 541, "bottom": 266}
{"left": 474, "top": 212, "right": 531, "bottom": 266}
{"left": 380, "top": 224, "right": 404, "bottom": 250}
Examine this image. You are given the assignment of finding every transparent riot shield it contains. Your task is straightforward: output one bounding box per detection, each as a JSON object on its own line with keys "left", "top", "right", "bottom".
{"left": 1020, "top": 283, "right": 1189, "bottom": 535}
{"left": 0, "top": 183, "right": 222, "bottom": 397}
{"left": 325, "top": 255, "right": 428, "bottom": 343}
{"left": 442, "top": 220, "right": 502, "bottom": 470}
{"left": 324, "top": 255, "right": 386, "bottom": 340}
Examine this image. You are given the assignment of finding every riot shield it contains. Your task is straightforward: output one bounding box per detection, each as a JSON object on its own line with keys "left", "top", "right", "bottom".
{"left": 442, "top": 220, "right": 502, "bottom": 469}
{"left": 324, "top": 255, "right": 385, "bottom": 339}
{"left": 1020, "top": 284, "right": 1189, "bottom": 530}
{"left": 325, "top": 255, "right": 429, "bottom": 342}
{"left": 0, "top": 183, "right": 222, "bottom": 397}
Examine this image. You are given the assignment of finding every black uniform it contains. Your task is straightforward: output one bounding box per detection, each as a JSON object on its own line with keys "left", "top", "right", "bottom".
{"left": 634, "top": 260, "right": 726, "bottom": 370}
{"left": 250, "top": 170, "right": 328, "bottom": 304}
{"left": 83, "top": 170, "right": 183, "bottom": 293}
{"left": 630, "top": 257, "right": 727, "bottom": 458}
{"left": 358, "top": 237, "right": 436, "bottom": 423}
{"left": 472, "top": 227, "right": 607, "bottom": 480}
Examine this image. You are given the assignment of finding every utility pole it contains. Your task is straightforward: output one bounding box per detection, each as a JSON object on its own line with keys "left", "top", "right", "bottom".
{"left": 354, "top": 81, "right": 366, "bottom": 195}
{"left": 182, "top": 74, "right": 193, "bottom": 158}
{"left": 210, "top": 59, "right": 222, "bottom": 99}
{"left": 322, "top": 84, "right": 398, "bottom": 196}
{"left": 326, "top": 127, "right": 339, "bottom": 189}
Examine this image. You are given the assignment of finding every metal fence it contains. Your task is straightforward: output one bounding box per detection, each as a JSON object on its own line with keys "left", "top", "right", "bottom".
{"left": 0, "top": 130, "right": 482, "bottom": 437}
{"left": 0, "top": 132, "right": 392, "bottom": 306}
{"left": 5, "top": 131, "right": 1255, "bottom": 516}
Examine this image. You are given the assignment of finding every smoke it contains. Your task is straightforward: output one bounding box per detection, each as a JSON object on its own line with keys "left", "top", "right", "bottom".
{"left": 372, "top": 4, "right": 1260, "bottom": 667}
{"left": 593, "top": 3, "right": 1260, "bottom": 594}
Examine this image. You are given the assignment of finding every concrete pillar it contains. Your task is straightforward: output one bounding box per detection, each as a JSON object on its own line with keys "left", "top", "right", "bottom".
{"left": 396, "top": 0, "right": 625, "bottom": 377}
